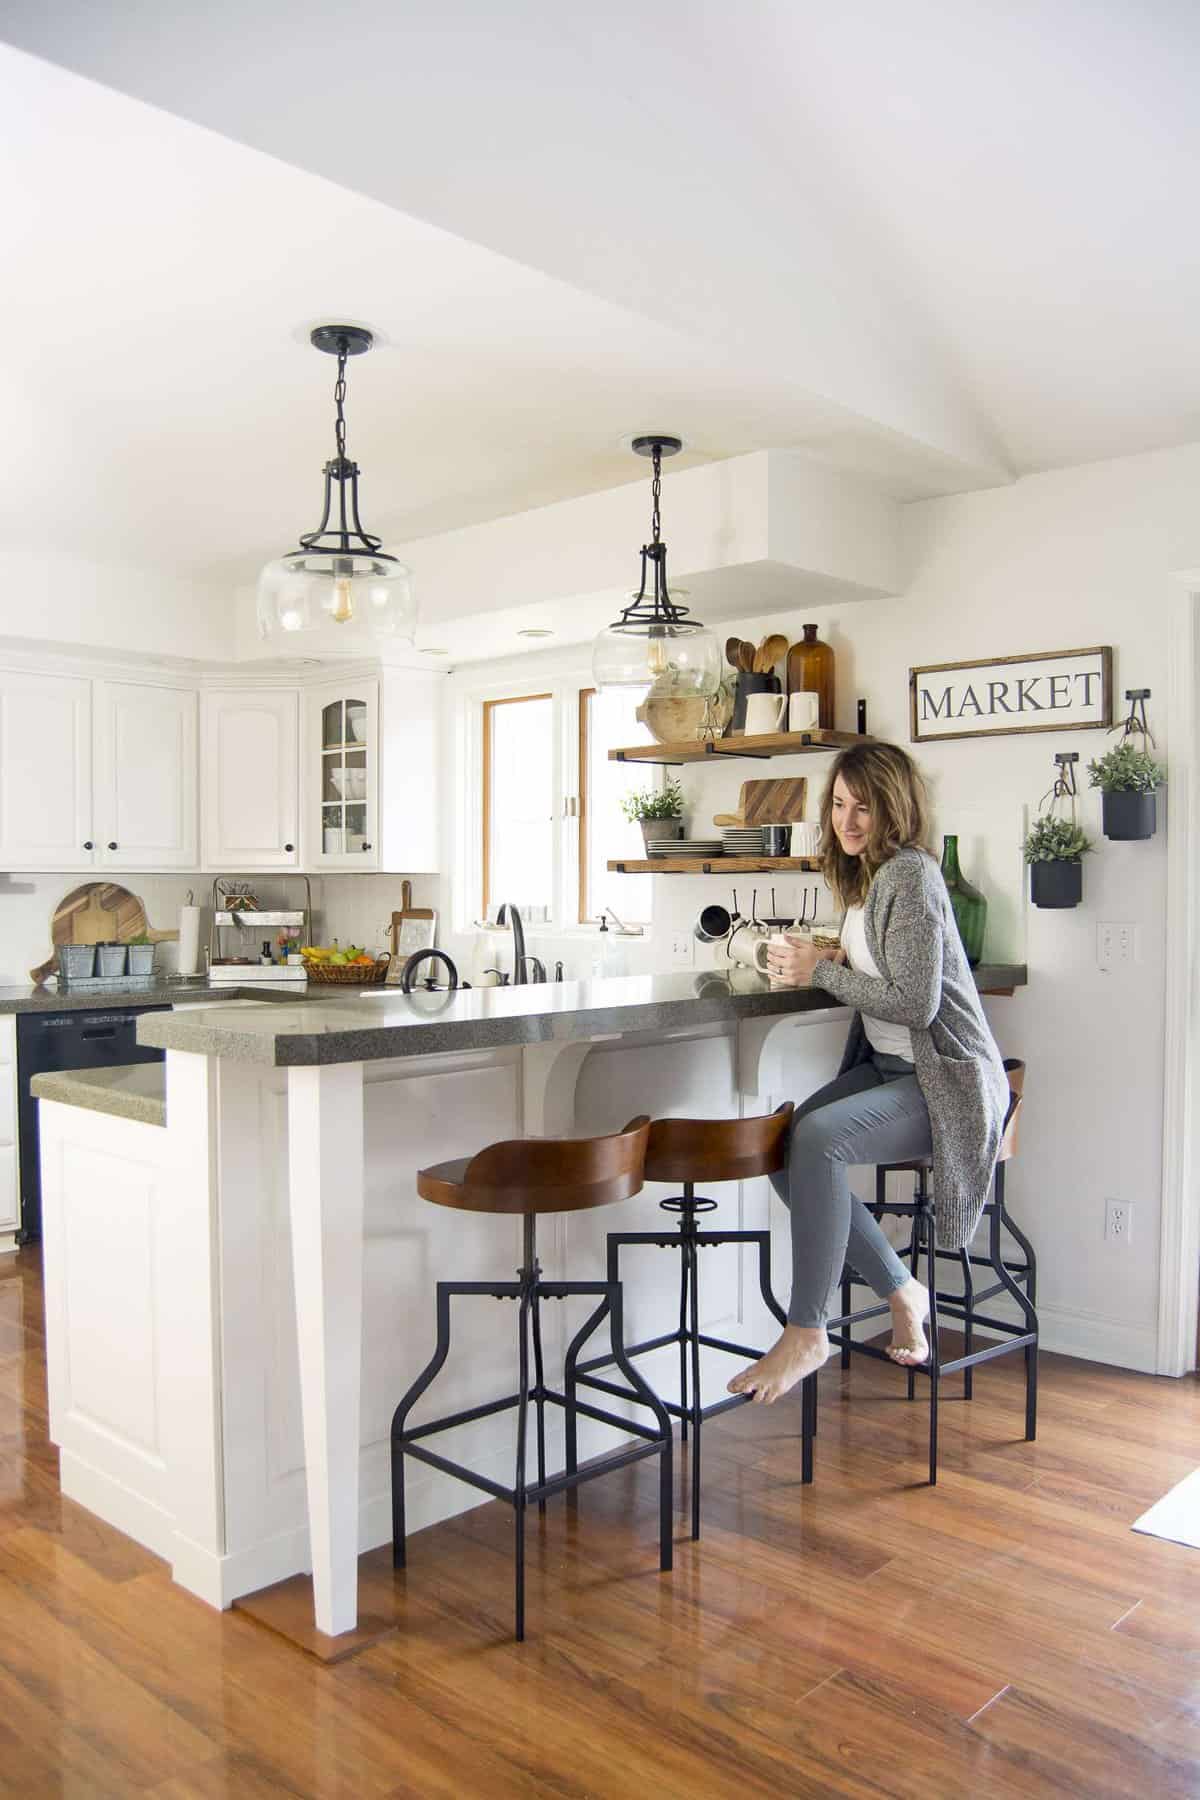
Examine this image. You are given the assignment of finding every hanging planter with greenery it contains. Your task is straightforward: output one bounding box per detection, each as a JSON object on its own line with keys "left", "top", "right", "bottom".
{"left": 1087, "top": 688, "right": 1164, "bottom": 841}
{"left": 1022, "top": 753, "right": 1093, "bottom": 908}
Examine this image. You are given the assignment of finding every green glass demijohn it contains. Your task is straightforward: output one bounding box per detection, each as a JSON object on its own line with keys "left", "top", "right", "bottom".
{"left": 940, "top": 835, "right": 986, "bottom": 967}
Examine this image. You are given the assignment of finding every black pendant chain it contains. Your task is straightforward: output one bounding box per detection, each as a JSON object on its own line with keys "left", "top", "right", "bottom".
{"left": 649, "top": 442, "right": 662, "bottom": 547}
{"left": 333, "top": 340, "right": 349, "bottom": 467}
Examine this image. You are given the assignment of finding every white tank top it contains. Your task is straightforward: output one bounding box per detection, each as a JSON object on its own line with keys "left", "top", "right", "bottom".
{"left": 840, "top": 905, "right": 914, "bottom": 1063}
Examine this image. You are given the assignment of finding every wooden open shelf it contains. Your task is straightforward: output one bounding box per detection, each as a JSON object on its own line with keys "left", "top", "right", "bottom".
{"left": 608, "top": 855, "right": 822, "bottom": 875}
{"left": 608, "top": 728, "right": 870, "bottom": 766}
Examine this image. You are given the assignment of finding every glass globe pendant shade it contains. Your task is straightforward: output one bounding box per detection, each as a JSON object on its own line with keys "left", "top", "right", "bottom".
{"left": 256, "top": 550, "right": 416, "bottom": 642}
{"left": 592, "top": 617, "right": 722, "bottom": 698}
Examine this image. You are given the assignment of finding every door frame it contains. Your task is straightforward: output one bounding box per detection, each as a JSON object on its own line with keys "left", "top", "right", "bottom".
{"left": 1158, "top": 572, "right": 1200, "bottom": 1375}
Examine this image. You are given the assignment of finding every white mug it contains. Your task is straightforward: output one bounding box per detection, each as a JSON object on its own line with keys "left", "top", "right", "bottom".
{"left": 727, "top": 926, "right": 781, "bottom": 974}
{"left": 744, "top": 691, "right": 788, "bottom": 735}
{"left": 788, "top": 690, "right": 820, "bottom": 732}
{"left": 792, "top": 820, "right": 822, "bottom": 857}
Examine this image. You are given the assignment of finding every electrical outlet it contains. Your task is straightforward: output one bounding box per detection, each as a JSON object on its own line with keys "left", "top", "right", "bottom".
{"left": 669, "top": 931, "right": 694, "bottom": 968}
{"left": 1097, "top": 922, "right": 1139, "bottom": 971}
{"left": 1105, "top": 1198, "right": 1134, "bottom": 1244}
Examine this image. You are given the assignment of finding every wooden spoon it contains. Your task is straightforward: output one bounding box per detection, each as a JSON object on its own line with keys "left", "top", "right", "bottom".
{"left": 725, "top": 637, "right": 743, "bottom": 670}
{"left": 738, "top": 640, "right": 756, "bottom": 672}
{"left": 762, "top": 632, "right": 788, "bottom": 670}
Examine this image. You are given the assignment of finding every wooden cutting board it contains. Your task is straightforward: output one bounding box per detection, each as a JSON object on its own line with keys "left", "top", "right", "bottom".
{"left": 714, "top": 778, "right": 808, "bottom": 828}
{"left": 388, "top": 880, "right": 438, "bottom": 980}
{"left": 30, "top": 881, "right": 179, "bottom": 985}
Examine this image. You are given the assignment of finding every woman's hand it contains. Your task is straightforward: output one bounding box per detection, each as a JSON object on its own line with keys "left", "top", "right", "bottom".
{"left": 766, "top": 934, "right": 845, "bottom": 988}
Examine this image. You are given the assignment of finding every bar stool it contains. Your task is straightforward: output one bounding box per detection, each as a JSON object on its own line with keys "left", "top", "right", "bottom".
{"left": 830, "top": 1058, "right": 1037, "bottom": 1485}
{"left": 390, "top": 1116, "right": 673, "bottom": 1642}
{"left": 566, "top": 1103, "right": 811, "bottom": 1540}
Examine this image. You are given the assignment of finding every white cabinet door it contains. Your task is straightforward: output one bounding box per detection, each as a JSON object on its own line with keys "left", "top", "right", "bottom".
{"left": 202, "top": 691, "right": 299, "bottom": 870}
{"left": 0, "top": 672, "right": 93, "bottom": 870}
{"left": 94, "top": 681, "right": 198, "bottom": 870}
{"left": 303, "top": 681, "right": 379, "bottom": 870}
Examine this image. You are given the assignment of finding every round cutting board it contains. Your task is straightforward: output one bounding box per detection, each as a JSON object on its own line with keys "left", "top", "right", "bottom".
{"left": 30, "top": 881, "right": 178, "bottom": 985}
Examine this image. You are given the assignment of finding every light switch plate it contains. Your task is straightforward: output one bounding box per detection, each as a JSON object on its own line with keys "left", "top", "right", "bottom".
{"left": 669, "top": 931, "right": 694, "bottom": 967}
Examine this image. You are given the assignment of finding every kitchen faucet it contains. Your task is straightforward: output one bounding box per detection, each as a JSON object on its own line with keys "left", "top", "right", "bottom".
{"left": 495, "top": 903, "right": 545, "bottom": 984}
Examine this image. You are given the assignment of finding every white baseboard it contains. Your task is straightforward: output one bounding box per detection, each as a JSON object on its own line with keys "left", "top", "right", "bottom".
{"left": 60, "top": 1450, "right": 176, "bottom": 1564}
{"left": 1035, "top": 1303, "right": 1159, "bottom": 1374}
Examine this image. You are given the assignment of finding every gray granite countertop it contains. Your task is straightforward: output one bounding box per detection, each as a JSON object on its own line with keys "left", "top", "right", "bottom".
{"left": 0, "top": 979, "right": 335, "bottom": 1015}
{"left": 135, "top": 964, "right": 1027, "bottom": 1070}
{"left": 31, "top": 1063, "right": 166, "bottom": 1127}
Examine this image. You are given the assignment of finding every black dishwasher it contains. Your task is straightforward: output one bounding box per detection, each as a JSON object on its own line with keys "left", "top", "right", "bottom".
{"left": 16, "top": 1007, "right": 170, "bottom": 1243}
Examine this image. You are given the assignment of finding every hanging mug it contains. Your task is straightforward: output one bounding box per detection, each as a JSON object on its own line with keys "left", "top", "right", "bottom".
{"left": 743, "top": 691, "right": 788, "bottom": 736}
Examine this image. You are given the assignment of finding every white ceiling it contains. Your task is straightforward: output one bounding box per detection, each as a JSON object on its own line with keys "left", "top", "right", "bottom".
{"left": 3, "top": 2, "right": 1199, "bottom": 588}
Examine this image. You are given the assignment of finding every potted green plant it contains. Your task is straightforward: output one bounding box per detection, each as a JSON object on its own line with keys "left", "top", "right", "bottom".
{"left": 1021, "top": 814, "right": 1094, "bottom": 909}
{"left": 1086, "top": 740, "right": 1164, "bottom": 841}
{"left": 620, "top": 778, "right": 685, "bottom": 849}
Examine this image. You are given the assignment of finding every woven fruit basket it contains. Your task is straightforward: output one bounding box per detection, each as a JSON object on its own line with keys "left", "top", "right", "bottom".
{"left": 303, "top": 953, "right": 391, "bottom": 987}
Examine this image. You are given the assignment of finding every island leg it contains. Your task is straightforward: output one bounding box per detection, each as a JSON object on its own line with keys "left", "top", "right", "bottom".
{"left": 286, "top": 1061, "right": 365, "bottom": 1636}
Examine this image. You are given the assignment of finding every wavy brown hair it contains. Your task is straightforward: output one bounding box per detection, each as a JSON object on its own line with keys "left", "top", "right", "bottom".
{"left": 819, "top": 743, "right": 932, "bottom": 908}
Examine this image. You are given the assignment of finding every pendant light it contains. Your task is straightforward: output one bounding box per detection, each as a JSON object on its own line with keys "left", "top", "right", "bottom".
{"left": 257, "top": 326, "right": 416, "bottom": 645}
{"left": 592, "top": 435, "right": 721, "bottom": 697}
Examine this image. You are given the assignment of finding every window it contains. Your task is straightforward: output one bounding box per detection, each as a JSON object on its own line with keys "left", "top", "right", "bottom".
{"left": 578, "top": 687, "right": 654, "bottom": 924}
{"left": 482, "top": 693, "right": 554, "bottom": 916}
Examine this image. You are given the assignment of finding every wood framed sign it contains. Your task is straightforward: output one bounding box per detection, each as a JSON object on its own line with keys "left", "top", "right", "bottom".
{"left": 910, "top": 646, "right": 1113, "bottom": 743}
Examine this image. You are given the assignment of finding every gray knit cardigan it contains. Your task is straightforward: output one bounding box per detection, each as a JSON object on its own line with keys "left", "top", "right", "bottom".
{"left": 810, "top": 846, "right": 1009, "bottom": 1251}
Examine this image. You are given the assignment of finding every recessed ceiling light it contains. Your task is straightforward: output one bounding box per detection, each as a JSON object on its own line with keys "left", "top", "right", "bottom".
{"left": 517, "top": 628, "right": 555, "bottom": 638}
{"left": 419, "top": 646, "right": 449, "bottom": 655}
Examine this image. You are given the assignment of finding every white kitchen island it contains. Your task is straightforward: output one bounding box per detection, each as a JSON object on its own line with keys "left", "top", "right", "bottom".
{"left": 33, "top": 965, "right": 1025, "bottom": 1643}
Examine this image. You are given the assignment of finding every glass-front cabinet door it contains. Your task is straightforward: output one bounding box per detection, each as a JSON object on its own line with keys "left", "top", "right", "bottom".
{"left": 305, "top": 679, "right": 378, "bottom": 869}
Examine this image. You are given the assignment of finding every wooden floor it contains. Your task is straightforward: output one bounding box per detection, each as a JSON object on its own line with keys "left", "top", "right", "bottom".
{"left": 4, "top": 1248, "right": 1200, "bottom": 1798}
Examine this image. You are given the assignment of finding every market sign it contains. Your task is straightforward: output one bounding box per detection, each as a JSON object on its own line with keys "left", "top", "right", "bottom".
{"left": 910, "top": 646, "right": 1113, "bottom": 743}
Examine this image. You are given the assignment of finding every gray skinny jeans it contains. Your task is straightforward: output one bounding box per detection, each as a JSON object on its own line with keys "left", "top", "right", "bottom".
{"left": 771, "top": 1054, "right": 932, "bottom": 1326}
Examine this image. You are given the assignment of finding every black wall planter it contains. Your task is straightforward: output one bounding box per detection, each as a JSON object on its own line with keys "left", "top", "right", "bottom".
{"left": 1030, "top": 859, "right": 1083, "bottom": 909}
{"left": 1101, "top": 789, "right": 1157, "bottom": 841}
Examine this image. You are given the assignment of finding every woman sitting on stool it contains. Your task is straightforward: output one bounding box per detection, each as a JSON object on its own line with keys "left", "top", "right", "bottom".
{"left": 729, "top": 742, "right": 1009, "bottom": 1404}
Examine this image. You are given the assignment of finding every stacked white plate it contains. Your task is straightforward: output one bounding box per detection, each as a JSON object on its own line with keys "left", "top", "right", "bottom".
{"left": 647, "top": 838, "right": 722, "bottom": 857}
{"left": 721, "top": 828, "right": 766, "bottom": 855}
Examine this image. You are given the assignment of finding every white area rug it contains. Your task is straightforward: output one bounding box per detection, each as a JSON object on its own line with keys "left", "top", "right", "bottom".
{"left": 1132, "top": 1466, "right": 1200, "bottom": 1550}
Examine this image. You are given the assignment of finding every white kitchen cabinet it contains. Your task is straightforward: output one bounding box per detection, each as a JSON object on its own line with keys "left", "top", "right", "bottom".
{"left": 202, "top": 690, "right": 299, "bottom": 871}
{"left": 0, "top": 1017, "right": 17, "bottom": 1237}
{"left": 303, "top": 680, "right": 379, "bottom": 870}
{"left": 0, "top": 672, "right": 93, "bottom": 870}
{"left": 93, "top": 681, "right": 198, "bottom": 871}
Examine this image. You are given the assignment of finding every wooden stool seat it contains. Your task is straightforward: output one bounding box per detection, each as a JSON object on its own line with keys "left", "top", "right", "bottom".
{"left": 392, "top": 1115, "right": 672, "bottom": 1642}
{"left": 417, "top": 1120, "right": 651, "bottom": 1215}
{"left": 567, "top": 1101, "right": 808, "bottom": 1541}
{"left": 643, "top": 1107, "right": 795, "bottom": 1185}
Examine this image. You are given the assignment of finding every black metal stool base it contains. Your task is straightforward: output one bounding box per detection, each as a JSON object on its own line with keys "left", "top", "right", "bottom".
{"left": 566, "top": 1185, "right": 814, "bottom": 1541}
{"left": 390, "top": 1217, "right": 673, "bottom": 1643}
{"left": 828, "top": 1160, "right": 1038, "bottom": 1487}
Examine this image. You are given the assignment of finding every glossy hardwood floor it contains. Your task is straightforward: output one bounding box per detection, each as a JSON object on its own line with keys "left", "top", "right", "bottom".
{"left": 4, "top": 1245, "right": 1200, "bottom": 1798}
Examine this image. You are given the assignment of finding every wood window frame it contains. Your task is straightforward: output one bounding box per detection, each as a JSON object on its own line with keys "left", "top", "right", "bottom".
{"left": 481, "top": 691, "right": 552, "bottom": 918}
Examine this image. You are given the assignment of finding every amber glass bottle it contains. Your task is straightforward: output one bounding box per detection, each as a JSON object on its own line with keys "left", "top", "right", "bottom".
{"left": 786, "top": 624, "right": 835, "bottom": 730}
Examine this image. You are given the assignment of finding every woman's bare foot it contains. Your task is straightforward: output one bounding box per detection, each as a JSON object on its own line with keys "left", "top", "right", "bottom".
{"left": 726, "top": 1325, "right": 831, "bottom": 1404}
{"left": 887, "top": 1277, "right": 930, "bottom": 1366}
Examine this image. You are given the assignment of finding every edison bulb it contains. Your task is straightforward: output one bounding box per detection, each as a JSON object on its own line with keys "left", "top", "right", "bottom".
{"left": 331, "top": 577, "right": 355, "bottom": 625}
{"left": 646, "top": 627, "right": 670, "bottom": 678}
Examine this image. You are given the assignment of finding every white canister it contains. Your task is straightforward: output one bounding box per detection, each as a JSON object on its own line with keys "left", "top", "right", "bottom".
{"left": 743, "top": 691, "right": 788, "bottom": 736}
{"left": 788, "top": 691, "right": 821, "bottom": 732}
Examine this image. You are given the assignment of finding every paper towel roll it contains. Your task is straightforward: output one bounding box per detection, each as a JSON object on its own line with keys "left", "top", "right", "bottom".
{"left": 178, "top": 905, "right": 202, "bottom": 976}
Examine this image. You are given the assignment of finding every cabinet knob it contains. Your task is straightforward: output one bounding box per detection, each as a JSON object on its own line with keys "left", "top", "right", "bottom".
{"left": 83, "top": 840, "right": 94, "bottom": 851}
{"left": 361, "top": 842, "right": 372, "bottom": 852}
{"left": 107, "top": 841, "right": 118, "bottom": 851}
{"left": 284, "top": 843, "right": 295, "bottom": 853}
